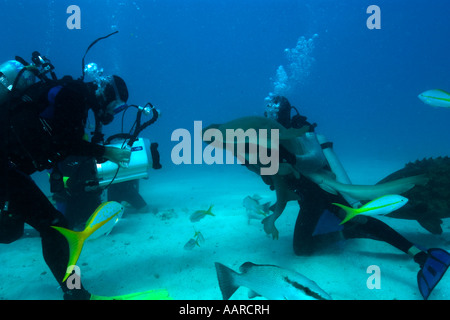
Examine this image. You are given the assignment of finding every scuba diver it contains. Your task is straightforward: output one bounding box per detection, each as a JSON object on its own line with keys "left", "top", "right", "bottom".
{"left": 54, "top": 99, "right": 161, "bottom": 229}
{"left": 51, "top": 64, "right": 160, "bottom": 229}
{"left": 0, "top": 40, "right": 131, "bottom": 299}
{"left": 50, "top": 67, "right": 130, "bottom": 229}
{"left": 263, "top": 95, "right": 450, "bottom": 300}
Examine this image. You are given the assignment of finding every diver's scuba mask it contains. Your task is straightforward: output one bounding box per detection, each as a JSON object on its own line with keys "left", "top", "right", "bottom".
{"left": 265, "top": 100, "right": 281, "bottom": 120}
{"left": 94, "top": 75, "right": 126, "bottom": 124}
{"left": 264, "top": 95, "right": 312, "bottom": 129}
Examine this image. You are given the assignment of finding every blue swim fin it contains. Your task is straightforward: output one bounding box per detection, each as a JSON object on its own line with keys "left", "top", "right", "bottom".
{"left": 417, "top": 248, "right": 450, "bottom": 300}
{"left": 312, "top": 210, "right": 344, "bottom": 236}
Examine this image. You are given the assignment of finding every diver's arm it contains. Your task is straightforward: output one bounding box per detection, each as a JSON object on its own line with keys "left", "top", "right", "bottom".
{"left": 51, "top": 85, "right": 129, "bottom": 164}
{"left": 103, "top": 146, "right": 131, "bottom": 165}
{"left": 68, "top": 141, "right": 130, "bottom": 166}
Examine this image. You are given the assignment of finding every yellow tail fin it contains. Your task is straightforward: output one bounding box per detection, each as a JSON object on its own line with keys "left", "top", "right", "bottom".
{"left": 52, "top": 211, "right": 121, "bottom": 282}
{"left": 332, "top": 202, "right": 358, "bottom": 225}
{"left": 51, "top": 226, "right": 88, "bottom": 282}
{"left": 206, "top": 205, "right": 215, "bottom": 216}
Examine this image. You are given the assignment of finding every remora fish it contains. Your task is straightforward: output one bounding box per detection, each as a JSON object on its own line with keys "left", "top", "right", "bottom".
{"left": 52, "top": 201, "right": 124, "bottom": 281}
{"left": 418, "top": 89, "right": 450, "bottom": 108}
{"left": 243, "top": 195, "right": 271, "bottom": 221}
{"left": 215, "top": 262, "right": 332, "bottom": 300}
{"left": 305, "top": 170, "right": 427, "bottom": 201}
{"left": 333, "top": 194, "right": 408, "bottom": 224}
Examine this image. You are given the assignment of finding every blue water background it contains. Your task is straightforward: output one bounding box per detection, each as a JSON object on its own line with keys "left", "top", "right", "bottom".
{"left": 1, "top": 0, "right": 449, "bottom": 172}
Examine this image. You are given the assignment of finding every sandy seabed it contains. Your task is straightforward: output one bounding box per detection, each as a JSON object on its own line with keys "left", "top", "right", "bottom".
{"left": 1, "top": 159, "right": 450, "bottom": 301}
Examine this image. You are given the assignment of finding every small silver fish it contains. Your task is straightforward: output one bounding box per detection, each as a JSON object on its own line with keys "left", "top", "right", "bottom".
{"left": 215, "top": 262, "right": 332, "bottom": 300}
{"left": 189, "top": 205, "right": 215, "bottom": 222}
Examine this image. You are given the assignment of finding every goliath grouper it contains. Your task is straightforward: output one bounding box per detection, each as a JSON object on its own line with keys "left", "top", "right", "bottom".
{"left": 378, "top": 157, "right": 450, "bottom": 234}
{"left": 215, "top": 261, "right": 332, "bottom": 300}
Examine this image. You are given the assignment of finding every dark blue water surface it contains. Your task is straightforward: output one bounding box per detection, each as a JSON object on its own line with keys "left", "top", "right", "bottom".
{"left": 1, "top": 0, "right": 449, "bottom": 169}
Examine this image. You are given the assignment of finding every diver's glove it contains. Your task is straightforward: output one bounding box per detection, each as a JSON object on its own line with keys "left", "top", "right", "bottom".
{"left": 103, "top": 146, "right": 131, "bottom": 167}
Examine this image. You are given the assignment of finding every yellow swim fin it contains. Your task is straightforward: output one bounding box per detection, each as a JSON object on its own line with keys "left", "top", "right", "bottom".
{"left": 90, "top": 289, "right": 172, "bottom": 300}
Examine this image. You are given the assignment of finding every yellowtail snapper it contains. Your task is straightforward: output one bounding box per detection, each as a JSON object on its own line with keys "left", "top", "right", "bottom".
{"left": 189, "top": 205, "right": 215, "bottom": 222}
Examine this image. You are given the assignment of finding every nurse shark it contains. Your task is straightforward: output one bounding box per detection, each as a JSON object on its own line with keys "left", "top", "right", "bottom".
{"left": 204, "top": 116, "right": 428, "bottom": 239}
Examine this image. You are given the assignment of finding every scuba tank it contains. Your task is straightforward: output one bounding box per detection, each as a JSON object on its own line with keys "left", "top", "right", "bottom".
{"left": 316, "top": 134, "right": 362, "bottom": 208}
{"left": 0, "top": 60, "right": 36, "bottom": 105}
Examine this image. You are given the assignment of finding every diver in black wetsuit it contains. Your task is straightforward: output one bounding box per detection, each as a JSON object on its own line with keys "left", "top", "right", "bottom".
{"left": 108, "top": 180, "right": 148, "bottom": 211}
{"left": 0, "top": 58, "right": 130, "bottom": 300}
{"left": 264, "top": 95, "right": 450, "bottom": 299}
{"left": 50, "top": 73, "right": 130, "bottom": 229}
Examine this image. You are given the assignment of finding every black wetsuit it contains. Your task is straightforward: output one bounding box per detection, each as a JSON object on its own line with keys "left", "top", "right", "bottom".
{"left": 265, "top": 97, "right": 417, "bottom": 257}
{"left": 52, "top": 155, "right": 102, "bottom": 229}
{"left": 0, "top": 79, "right": 105, "bottom": 298}
{"left": 291, "top": 175, "right": 415, "bottom": 256}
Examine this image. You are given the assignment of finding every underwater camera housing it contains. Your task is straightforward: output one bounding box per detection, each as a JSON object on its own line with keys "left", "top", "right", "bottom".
{"left": 96, "top": 137, "right": 152, "bottom": 187}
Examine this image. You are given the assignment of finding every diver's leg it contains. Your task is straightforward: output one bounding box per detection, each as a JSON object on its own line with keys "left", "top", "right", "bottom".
{"left": 293, "top": 203, "right": 323, "bottom": 255}
{"left": 8, "top": 168, "right": 90, "bottom": 299}
{"left": 343, "top": 215, "right": 450, "bottom": 299}
{"left": 342, "top": 216, "right": 414, "bottom": 253}
{"left": 293, "top": 179, "right": 341, "bottom": 255}
{"left": 65, "top": 193, "right": 101, "bottom": 229}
